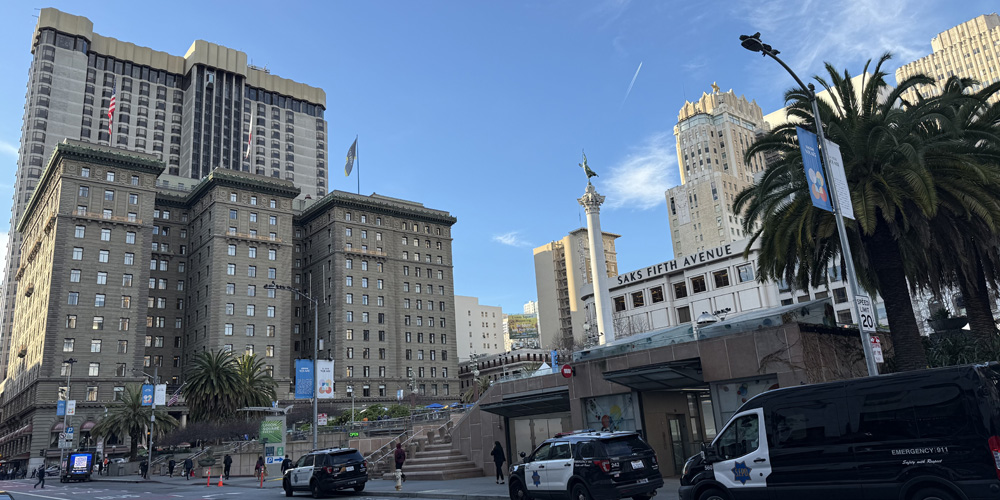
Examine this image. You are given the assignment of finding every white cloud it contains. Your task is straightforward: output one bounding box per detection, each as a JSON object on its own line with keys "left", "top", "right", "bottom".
{"left": 733, "top": 0, "right": 937, "bottom": 79}
{"left": 602, "top": 131, "right": 678, "bottom": 210}
{"left": 0, "top": 141, "right": 18, "bottom": 157}
{"left": 493, "top": 231, "right": 532, "bottom": 248}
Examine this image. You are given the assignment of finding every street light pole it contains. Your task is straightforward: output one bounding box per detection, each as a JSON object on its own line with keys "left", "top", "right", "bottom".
{"left": 59, "top": 358, "right": 77, "bottom": 472}
{"left": 739, "top": 33, "right": 879, "bottom": 376}
{"left": 148, "top": 366, "right": 158, "bottom": 477}
{"left": 264, "top": 281, "right": 320, "bottom": 450}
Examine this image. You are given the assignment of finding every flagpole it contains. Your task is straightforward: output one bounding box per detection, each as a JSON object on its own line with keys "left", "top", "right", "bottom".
{"left": 356, "top": 135, "right": 360, "bottom": 195}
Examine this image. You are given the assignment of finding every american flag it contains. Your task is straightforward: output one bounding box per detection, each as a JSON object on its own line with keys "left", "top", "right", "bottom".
{"left": 167, "top": 388, "right": 181, "bottom": 406}
{"left": 244, "top": 106, "right": 255, "bottom": 160}
{"left": 107, "top": 85, "right": 117, "bottom": 137}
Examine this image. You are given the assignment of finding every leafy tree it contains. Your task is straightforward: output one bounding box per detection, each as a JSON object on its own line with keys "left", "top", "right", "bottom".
{"left": 233, "top": 353, "right": 277, "bottom": 410}
{"left": 92, "top": 384, "right": 179, "bottom": 460}
{"left": 735, "top": 54, "right": 1000, "bottom": 370}
{"left": 185, "top": 350, "right": 241, "bottom": 421}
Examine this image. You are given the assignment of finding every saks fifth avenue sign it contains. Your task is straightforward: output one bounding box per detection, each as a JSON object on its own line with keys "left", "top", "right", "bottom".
{"left": 615, "top": 244, "right": 735, "bottom": 285}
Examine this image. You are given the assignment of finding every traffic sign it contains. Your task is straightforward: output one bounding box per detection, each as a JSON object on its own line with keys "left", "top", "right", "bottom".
{"left": 561, "top": 364, "right": 573, "bottom": 378}
{"left": 317, "top": 413, "right": 328, "bottom": 426}
{"left": 870, "top": 336, "right": 885, "bottom": 363}
{"left": 855, "top": 295, "right": 877, "bottom": 334}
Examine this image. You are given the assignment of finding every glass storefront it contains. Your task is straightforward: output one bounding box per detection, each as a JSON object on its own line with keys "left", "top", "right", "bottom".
{"left": 509, "top": 412, "right": 572, "bottom": 460}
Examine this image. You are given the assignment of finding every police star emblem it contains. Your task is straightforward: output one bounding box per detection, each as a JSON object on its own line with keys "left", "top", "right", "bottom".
{"left": 731, "top": 461, "right": 752, "bottom": 485}
{"left": 531, "top": 470, "right": 541, "bottom": 486}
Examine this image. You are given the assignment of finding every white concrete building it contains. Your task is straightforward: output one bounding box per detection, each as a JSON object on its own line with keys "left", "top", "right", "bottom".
{"left": 454, "top": 296, "right": 505, "bottom": 361}
{"left": 523, "top": 300, "right": 538, "bottom": 315}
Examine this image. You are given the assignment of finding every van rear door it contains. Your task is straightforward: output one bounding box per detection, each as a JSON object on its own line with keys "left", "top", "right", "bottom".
{"left": 711, "top": 407, "right": 771, "bottom": 500}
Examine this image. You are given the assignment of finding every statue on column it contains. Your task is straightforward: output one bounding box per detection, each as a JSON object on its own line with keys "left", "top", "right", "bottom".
{"left": 579, "top": 150, "right": 598, "bottom": 183}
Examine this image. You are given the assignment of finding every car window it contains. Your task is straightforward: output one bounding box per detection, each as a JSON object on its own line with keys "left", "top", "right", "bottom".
{"left": 852, "top": 390, "right": 918, "bottom": 441}
{"left": 914, "top": 384, "right": 969, "bottom": 439}
{"left": 602, "top": 435, "right": 652, "bottom": 457}
{"left": 531, "top": 443, "right": 552, "bottom": 461}
{"left": 771, "top": 401, "right": 843, "bottom": 448}
{"left": 550, "top": 442, "right": 571, "bottom": 460}
{"left": 295, "top": 455, "right": 308, "bottom": 468}
{"left": 716, "top": 413, "right": 760, "bottom": 460}
{"left": 329, "top": 451, "right": 363, "bottom": 465}
{"left": 301, "top": 455, "right": 315, "bottom": 467}
{"left": 575, "top": 441, "right": 600, "bottom": 459}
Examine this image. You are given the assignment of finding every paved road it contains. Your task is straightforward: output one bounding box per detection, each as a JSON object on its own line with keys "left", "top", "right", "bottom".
{"left": 0, "top": 477, "right": 400, "bottom": 500}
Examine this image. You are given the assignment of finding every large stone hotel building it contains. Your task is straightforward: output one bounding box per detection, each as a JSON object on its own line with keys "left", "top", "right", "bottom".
{"left": 0, "top": 140, "right": 458, "bottom": 465}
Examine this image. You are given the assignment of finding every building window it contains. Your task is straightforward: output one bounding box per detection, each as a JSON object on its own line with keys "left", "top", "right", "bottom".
{"left": 737, "top": 264, "right": 755, "bottom": 283}
{"left": 833, "top": 287, "right": 849, "bottom": 304}
{"left": 677, "top": 306, "right": 692, "bottom": 324}
{"left": 631, "top": 291, "right": 645, "bottom": 308}
{"left": 690, "top": 276, "right": 707, "bottom": 293}
{"left": 673, "top": 282, "right": 688, "bottom": 299}
{"left": 650, "top": 286, "right": 665, "bottom": 303}
{"left": 713, "top": 269, "right": 731, "bottom": 288}
{"left": 613, "top": 296, "right": 626, "bottom": 312}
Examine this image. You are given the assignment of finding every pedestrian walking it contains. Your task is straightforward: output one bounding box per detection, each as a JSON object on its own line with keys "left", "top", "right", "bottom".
{"left": 393, "top": 443, "right": 406, "bottom": 490}
{"left": 168, "top": 459, "right": 176, "bottom": 477}
{"left": 223, "top": 454, "right": 232, "bottom": 480}
{"left": 97, "top": 460, "right": 103, "bottom": 476}
{"left": 30, "top": 467, "right": 35, "bottom": 479}
{"left": 280, "top": 454, "right": 292, "bottom": 474}
{"left": 254, "top": 456, "right": 265, "bottom": 480}
{"left": 33, "top": 463, "right": 45, "bottom": 489}
{"left": 103, "top": 457, "right": 110, "bottom": 476}
{"left": 139, "top": 459, "right": 148, "bottom": 479}
{"left": 491, "top": 441, "right": 506, "bottom": 484}
{"left": 183, "top": 457, "right": 193, "bottom": 480}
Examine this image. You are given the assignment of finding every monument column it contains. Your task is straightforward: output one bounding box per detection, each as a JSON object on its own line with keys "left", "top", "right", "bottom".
{"left": 578, "top": 182, "right": 615, "bottom": 344}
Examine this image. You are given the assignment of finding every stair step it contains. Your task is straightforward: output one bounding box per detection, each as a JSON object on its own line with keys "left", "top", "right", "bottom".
{"left": 406, "top": 456, "right": 469, "bottom": 466}
{"left": 402, "top": 462, "right": 477, "bottom": 472}
{"left": 380, "top": 467, "right": 484, "bottom": 481}
{"left": 423, "top": 443, "right": 452, "bottom": 450}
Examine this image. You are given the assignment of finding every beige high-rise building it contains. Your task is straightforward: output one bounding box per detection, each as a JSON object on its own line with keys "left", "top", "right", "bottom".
{"left": 453, "top": 296, "right": 504, "bottom": 361}
{"left": 0, "top": 8, "right": 328, "bottom": 385}
{"left": 533, "top": 228, "right": 619, "bottom": 349}
{"left": 895, "top": 13, "right": 1000, "bottom": 102}
{"left": 665, "top": 85, "right": 767, "bottom": 259}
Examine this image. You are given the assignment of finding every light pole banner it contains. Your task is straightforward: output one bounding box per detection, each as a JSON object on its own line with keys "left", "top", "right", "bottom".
{"left": 66, "top": 400, "right": 76, "bottom": 416}
{"left": 140, "top": 384, "right": 154, "bottom": 406}
{"left": 294, "top": 359, "right": 314, "bottom": 399}
{"left": 153, "top": 384, "right": 167, "bottom": 406}
{"left": 56, "top": 400, "right": 66, "bottom": 416}
{"left": 797, "top": 127, "right": 833, "bottom": 213}
{"left": 316, "top": 360, "right": 335, "bottom": 399}
{"left": 822, "top": 139, "right": 855, "bottom": 220}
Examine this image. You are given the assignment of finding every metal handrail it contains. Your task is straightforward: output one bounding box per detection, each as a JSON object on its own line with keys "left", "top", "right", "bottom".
{"left": 366, "top": 414, "right": 457, "bottom": 470}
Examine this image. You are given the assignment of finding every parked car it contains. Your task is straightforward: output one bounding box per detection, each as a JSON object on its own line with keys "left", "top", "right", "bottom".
{"left": 680, "top": 362, "right": 1000, "bottom": 500}
{"left": 283, "top": 447, "right": 367, "bottom": 497}
{"left": 508, "top": 430, "right": 663, "bottom": 500}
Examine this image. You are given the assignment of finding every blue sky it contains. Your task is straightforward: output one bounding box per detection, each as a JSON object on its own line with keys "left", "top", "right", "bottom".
{"left": 0, "top": 1, "right": 995, "bottom": 312}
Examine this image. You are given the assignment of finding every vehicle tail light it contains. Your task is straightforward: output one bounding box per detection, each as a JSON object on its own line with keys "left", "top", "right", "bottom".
{"left": 323, "top": 466, "right": 335, "bottom": 474}
{"left": 989, "top": 436, "right": 1000, "bottom": 480}
{"left": 593, "top": 459, "right": 611, "bottom": 473}
{"left": 362, "top": 460, "right": 368, "bottom": 468}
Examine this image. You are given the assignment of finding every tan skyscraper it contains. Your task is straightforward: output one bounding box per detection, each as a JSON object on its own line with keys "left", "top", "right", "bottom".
{"left": 895, "top": 13, "right": 1000, "bottom": 102}
{"left": 665, "top": 85, "right": 767, "bottom": 258}
{"left": 533, "top": 228, "right": 619, "bottom": 349}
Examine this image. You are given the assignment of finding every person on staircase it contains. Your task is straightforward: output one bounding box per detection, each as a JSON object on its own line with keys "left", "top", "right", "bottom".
{"left": 394, "top": 443, "right": 407, "bottom": 490}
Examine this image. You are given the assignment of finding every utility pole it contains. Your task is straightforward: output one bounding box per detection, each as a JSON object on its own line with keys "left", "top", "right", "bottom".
{"left": 58, "top": 358, "right": 78, "bottom": 473}
{"left": 265, "top": 281, "right": 319, "bottom": 450}
{"left": 148, "top": 366, "right": 158, "bottom": 476}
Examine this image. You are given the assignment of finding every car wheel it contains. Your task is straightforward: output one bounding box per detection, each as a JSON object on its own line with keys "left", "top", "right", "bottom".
{"left": 311, "top": 480, "right": 323, "bottom": 498}
{"left": 508, "top": 478, "right": 532, "bottom": 500}
{"left": 283, "top": 478, "right": 293, "bottom": 497}
{"left": 911, "top": 488, "right": 957, "bottom": 500}
{"left": 353, "top": 482, "right": 365, "bottom": 492}
{"left": 698, "top": 488, "right": 728, "bottom": 500}
{"left": 571, "top": 483, "right": 592, "bottom": 500}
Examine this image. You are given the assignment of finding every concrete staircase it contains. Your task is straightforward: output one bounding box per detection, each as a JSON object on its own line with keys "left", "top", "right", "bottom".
{"left": 380, "top": 442, "right": 482, "bottom": 481}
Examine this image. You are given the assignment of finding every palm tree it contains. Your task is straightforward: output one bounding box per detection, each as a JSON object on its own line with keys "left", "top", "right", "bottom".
{"left": 461, "top": 376, "right": 491, "bottom": 403}
{"left": 233, "top": 353, "right": 277, "bottom": 410}
{"left": 91, "top": 384, "right": 179, "bottom": 460}
{"left": 185, "top": 349, "right": 241, "bottom": 422}
{"left": 735, "top": 53, "right": 1000, "bottom": 370}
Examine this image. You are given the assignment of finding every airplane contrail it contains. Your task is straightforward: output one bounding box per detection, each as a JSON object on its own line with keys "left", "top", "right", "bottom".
{"left": 622, "top": 61, "right": 643, "bottom": 106}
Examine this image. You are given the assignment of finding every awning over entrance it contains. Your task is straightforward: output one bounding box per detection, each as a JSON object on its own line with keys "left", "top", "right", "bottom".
{"left": 480, "top": 388, "right": 570, "bottom": 418}
{"left": 603, "top": 359, "right": 705, "bottom": 391}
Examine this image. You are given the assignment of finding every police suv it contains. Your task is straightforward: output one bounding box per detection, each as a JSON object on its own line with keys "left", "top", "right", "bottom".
{"left": 282, "top": 447, "right": 367, "bottom": 497}
{"left": 508, "top": 430, "right": 664, "bottom": 500}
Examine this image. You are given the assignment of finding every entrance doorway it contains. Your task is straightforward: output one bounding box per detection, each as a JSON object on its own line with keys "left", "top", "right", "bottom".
{"left": 666, "top": 414, "right": 688, "bottom": 475}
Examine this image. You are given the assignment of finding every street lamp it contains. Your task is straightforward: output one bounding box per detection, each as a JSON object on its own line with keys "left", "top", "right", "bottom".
{"left": 264, "top": 281, "right": 320, "bottom": 450}
{"left": 346, "top": 386, "right": 355, "bottom": 423}
{"left": 58, "top": 358, "right": 78, "bottom": 472}
{"left": 133, "top": 367, "right": 159, "bottom": 474}
{"left": 739, "top": 32, "right": 879, "bottom": 376}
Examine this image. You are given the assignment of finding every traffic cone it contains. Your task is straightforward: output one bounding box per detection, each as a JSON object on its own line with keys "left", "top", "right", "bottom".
{"left": 218, "top": 476, "right": 223, "bottom": 487}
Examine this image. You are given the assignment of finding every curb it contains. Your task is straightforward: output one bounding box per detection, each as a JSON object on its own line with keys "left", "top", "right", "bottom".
{"left": 361, "top": 492, "right": 506, "bottom": 500}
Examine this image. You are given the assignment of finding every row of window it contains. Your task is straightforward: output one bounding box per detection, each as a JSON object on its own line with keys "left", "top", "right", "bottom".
{"left": 222, "top": 324, "right": 277, "bottom": 337}
{"left": 227, "top": 245, "right": 277, "bottom": 260}
{"left": 76, "top": 186, "right": 141, "bottom": 204}
{"left": 228, "top": 209, "right": 279, "bottom": 225}
{"left": 612, "top": 264, "right": 756, "bottom": 312}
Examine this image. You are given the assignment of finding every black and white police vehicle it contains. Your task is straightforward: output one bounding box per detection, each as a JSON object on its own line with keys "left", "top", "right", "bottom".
{"left": 508, "top": 430, "right": 664, "bottom": 500}
{"left": 283, "top": 447, "right": 367, "bottom": 497}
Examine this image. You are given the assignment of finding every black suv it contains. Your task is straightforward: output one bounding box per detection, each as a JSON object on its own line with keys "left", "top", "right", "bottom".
{"left": 283, "top": 447, "right": 367, "bottom": 497}
{"left": 509, "top": 430, "right": 664, "bottom": 500}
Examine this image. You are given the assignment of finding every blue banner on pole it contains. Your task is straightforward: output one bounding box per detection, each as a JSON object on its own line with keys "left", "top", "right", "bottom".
{"left": 550, "top": 350, "right": 558, "bottom": 373}
{"left": 797, "top": 127, "right": 833, "bottom": 212}
{"left": 56, "top": 400, "right": 66, "bottom": 416}
{"left": 140, "top": 384, "right": 154, "bottom": 406}
{"left": 295, "top": 359, "right": 314, "bottom": 399}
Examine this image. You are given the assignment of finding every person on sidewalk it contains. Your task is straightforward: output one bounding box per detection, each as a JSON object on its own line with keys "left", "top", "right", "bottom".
{"left": 223, "top": 454, "right": 232, "bottom": 480}
{"left": 280, "top": 454, "right": 292, "bottom": 475}
{"left": 491, "top": 441, "right": 507, "bottom": 484}
{"left": 97, "top": 460, "right": 103, "bottom": 477}
{"left": 254, "top": 455, "right": 265, "bottom": 479}
{"left": 103, "top": 457, "right": 109, "bottom": 476}
{"left": 168, "top": 459, "right": 176, "bottom": 478}
{"left": 33, "top": 463, "right": 45, "bottom": 489}
{"left": 139, "top": 459, "right": 148, "bottom": 479}
{"left": 183, "top": 457, "right": 193, "bottom": 480}
{"left": 393, "top": 443, "right": 406, "bottom": 490}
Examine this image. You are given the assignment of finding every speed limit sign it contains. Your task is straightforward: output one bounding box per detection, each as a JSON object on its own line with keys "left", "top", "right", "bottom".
{"left": 855, "top": 295, "right": 877, "bottom": 334}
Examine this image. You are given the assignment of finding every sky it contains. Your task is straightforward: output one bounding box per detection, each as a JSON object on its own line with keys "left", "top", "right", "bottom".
{"left": 0, "top": 0, "right": 995, "bottom": 312}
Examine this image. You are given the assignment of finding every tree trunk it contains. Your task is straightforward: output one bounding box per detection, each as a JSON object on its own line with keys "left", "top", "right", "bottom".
{"left": 962, "top": 255, "right": 998, "bottom": 343}
{"left": 129, "top": 431, "right": 139, "bottom": 461}
{"left": 865, "top": 232, "right": 928, "bottom": 371}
